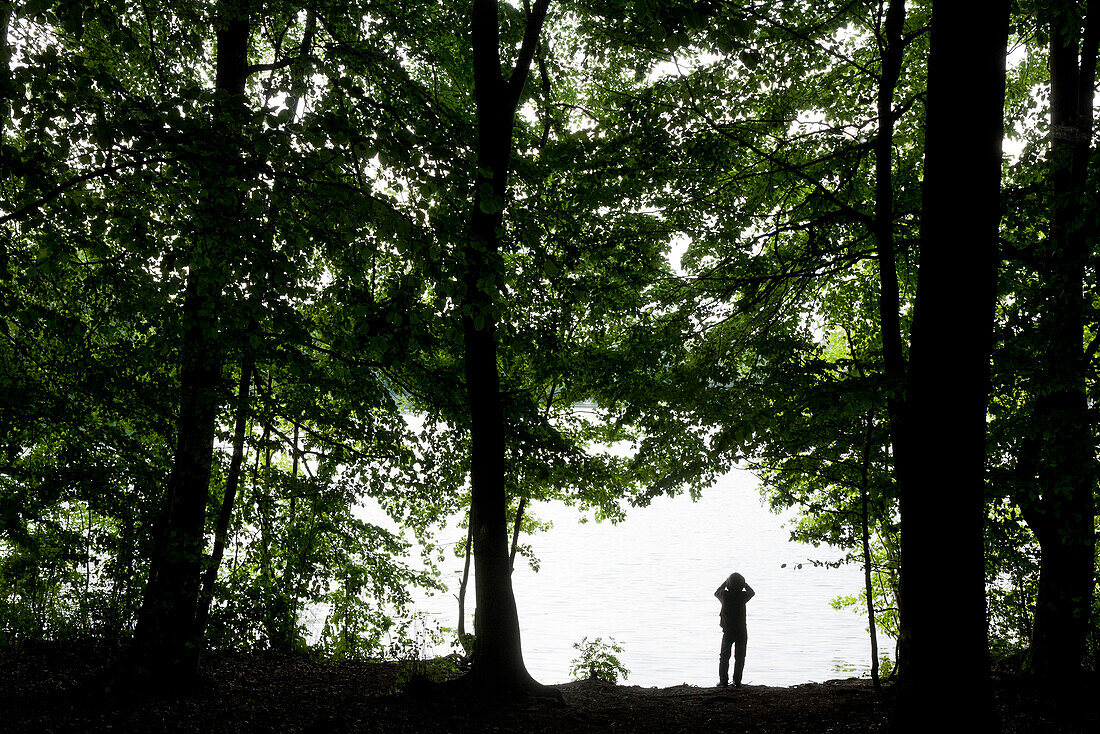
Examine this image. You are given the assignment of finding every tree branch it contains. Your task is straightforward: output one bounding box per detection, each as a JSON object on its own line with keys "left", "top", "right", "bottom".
{"left": 1, "top": 157, "right": 167, "bottom": 226}
{"left": 508, "top": 0, "right": 552, "bottom": 109}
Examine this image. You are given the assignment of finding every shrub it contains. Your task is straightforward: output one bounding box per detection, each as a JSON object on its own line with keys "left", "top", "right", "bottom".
{"left": 569, "top": 636, "right": 629, "bottom": 684}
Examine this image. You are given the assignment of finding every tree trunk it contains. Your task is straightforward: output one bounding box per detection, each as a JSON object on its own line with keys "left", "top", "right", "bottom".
{"left": 1, "top": 3, "right": 11, "bottom": 137}
{"left": 893, "top": 2, "right": 1008, "bottom": 731}
{"left": 457, "top": 522, "right": 473, "bottom": 646}
{"left": 858, "top": 412, "right": 881, "bottom": 693}
{"left": 509, "top": 494, "right": 527, "bottom": 573}
{"left": 870, "top": 0, "right": 908, "bottom": 680}
{"left": 272, "top": 420, "right": 300, "bottom": 651}
{"left": 873, "top": 0, "right": 908, "bottom": 440}
{"left": 130, "top": 265, "right": 228, "bottom": 682}
{"left": 461, "top": 0, "right": 554, "bottom": 696}
{"left": 257, "top": 369, "right": 274, "bottom": 585}
{"left": 1028, "top": 0, "right": 1097, "bottom": 688}
{"left": 130, "top": 0, "right": 250, "bottom": 686}
{"left": 194, "top": 354, "right": 254, "bottom": 641}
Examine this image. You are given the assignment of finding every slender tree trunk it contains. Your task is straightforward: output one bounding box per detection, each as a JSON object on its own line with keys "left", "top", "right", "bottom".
{"left": 457, "top": 522, "right": 473, "bottom": 645}
{"left": 194, "top": 354, "right": 254, "bottom": 640}
{"left": 113, "top": 509, "right": 135, "bottom": 636}
{"left": 272, "top": 420, "right": 300, "bottom": 650}
{"left": 0, "top": 2, "right": 9, "bottom": 275}
{"left": 873, "top": 0, "right": 908, "bottom": 438}
{"left": 1028, "top": 0, "right": 1097, "bottom": 688}
{"left": 341, "top": 570, "right": 350, "bottom": 657}
{"left": 131, "top": 0, "right": 250, "bottom": 685}
{"left": 858, "top": 412, "right": 881, "bottom": 693}
{"left": 1, "top": 3, "right": 10, "bottom": 131}
{"left": 870, "top": 1, "right": 909, "bottom": 680}
{"left": 462, "top": 0, "right": 553, "bottom": 695}
{"left": 509, "top": 494, "right": 527, "bottom": 572}
{"left": 1, "top": 2, "right": 11, "bottom": 136}
{"left": 256, "top": 369, "right": 274, "bottom": 585}
{"left": 82, "top": 505, "right": 92, "bottom": 633}
{"left": 893, "top": 2, "right": 1008, "bottom": 731}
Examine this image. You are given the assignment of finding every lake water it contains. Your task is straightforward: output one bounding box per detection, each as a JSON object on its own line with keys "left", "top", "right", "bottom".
{"left": 408, "top": 467, "right": 890, "bottom": 687}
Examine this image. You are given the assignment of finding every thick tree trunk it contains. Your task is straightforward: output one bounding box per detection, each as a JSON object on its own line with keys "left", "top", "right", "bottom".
{"left": 131, "top": 266, "right": 227, "bottom": 682}
{"left": 130, "top": 1, "right": 250, "bottom": 686}
{"left": 460, "top": 0, "right": 553, "bottom": 696}
{"left": 1028, "top": 1, "right": 1097, "bottom": 688}
{"left": 463, "top": 301, "right": 531, "bottom": 690}
{"left": 893, "top": 2, "right": 1008, "bottom": 731}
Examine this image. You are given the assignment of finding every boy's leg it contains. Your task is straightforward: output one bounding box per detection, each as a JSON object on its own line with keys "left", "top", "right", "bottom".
{"left": 733, "top": 635, "right": 747, "bottom": 686}
{"left": 718, "top": 628, "right": 734, "bottom": 685}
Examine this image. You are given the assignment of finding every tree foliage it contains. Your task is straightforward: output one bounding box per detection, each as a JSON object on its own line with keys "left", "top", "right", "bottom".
{"left": 1, "top": 0, "right": 1097, "bottom": 707}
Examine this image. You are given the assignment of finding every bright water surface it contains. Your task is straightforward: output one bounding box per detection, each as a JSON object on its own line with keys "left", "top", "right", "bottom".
{"left": 406, "top": 467, "right": 891, "bottom": 688}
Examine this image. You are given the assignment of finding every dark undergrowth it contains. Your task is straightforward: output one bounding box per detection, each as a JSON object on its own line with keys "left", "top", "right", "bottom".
{"left": 0, "top": 641, "right": 1096, "bottom": 732}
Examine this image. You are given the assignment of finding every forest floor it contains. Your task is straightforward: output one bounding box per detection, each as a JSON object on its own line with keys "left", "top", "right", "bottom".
{"left": 1, "top": 642, "right": 1096, "bottom": 733}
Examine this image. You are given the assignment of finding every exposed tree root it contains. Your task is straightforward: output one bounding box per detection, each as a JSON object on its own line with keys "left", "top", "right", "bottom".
{"left": 409, "top": 669, "right": 564, "bottom": 704}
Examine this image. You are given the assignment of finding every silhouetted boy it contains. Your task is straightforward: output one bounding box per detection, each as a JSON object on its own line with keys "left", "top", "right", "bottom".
{"left": 714, "top": 572, "right": 755, "bottom": 687}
